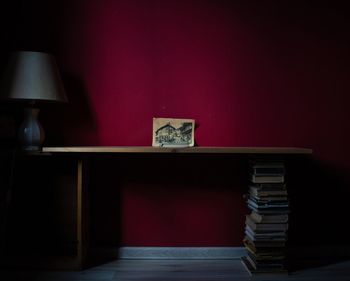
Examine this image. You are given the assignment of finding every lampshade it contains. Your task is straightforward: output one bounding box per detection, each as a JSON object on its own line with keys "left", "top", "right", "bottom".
{"left": 0, "top": 51, "right": 68, "bottom": 103}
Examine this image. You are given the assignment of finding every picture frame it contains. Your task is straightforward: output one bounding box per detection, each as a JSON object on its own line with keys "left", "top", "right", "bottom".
{"left": 152, "top": 117, "right": 195, "bottom": 147}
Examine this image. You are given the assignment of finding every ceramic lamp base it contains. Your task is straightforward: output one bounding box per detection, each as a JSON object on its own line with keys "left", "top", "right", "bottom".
{"left": 18, "top": 107, "right": 45, "bottom": 151}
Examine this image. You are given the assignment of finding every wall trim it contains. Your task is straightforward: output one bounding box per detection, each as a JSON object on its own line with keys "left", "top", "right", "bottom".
{"left": 92, "top": 247, "right": 246, "bottom": 260}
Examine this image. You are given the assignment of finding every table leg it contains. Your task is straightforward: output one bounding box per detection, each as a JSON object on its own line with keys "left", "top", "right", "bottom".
{"left": 76, "top": 158, "right": 89, "bottom": 269}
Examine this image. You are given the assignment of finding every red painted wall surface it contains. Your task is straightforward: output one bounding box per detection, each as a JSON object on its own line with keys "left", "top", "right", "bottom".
{"left": 12, "top": 0, "right": 350, "bottom": 246}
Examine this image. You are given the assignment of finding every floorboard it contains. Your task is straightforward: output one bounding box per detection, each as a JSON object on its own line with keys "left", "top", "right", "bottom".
{"left": 1, "top": 259, "right": 350, "bottom": 281}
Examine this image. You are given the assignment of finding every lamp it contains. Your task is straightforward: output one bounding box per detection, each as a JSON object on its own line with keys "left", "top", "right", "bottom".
{"left": 0, "top": 51, "right": 68, "bottom": 151}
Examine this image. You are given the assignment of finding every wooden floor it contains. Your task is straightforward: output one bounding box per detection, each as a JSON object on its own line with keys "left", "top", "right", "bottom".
{"left": 1, "top": 259, "right": 350, "bottom": 281}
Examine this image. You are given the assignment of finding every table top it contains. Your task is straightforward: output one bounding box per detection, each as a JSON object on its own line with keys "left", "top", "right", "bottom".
{"left": 41, "top": 146, "right": 312, "bottom": 154}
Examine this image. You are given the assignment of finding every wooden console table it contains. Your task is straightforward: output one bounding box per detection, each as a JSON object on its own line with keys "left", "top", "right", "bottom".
{"left": 17, "top": 146, "right": 313, "bottom": 269}
{"left": 42, "top": 146, "right": 312, "bottom": 154}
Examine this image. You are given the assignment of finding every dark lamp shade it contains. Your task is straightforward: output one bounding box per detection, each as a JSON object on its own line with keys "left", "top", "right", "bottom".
{"left": 0, "top": 51, "right": 68, "bottom": 103}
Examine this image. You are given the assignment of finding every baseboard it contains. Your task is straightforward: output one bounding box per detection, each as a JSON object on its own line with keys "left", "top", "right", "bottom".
{"left": 91, "top": 247, "right": 246, "bottom": 260}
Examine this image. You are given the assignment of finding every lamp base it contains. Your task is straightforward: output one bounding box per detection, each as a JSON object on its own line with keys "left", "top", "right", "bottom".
{"left": 18, "top": 107, "right": 45, "bottom": 151}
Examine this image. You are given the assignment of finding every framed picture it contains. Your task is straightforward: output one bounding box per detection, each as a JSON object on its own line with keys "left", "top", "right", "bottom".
{"left": 152, "top": 118, "right": 195, "bottom": 147}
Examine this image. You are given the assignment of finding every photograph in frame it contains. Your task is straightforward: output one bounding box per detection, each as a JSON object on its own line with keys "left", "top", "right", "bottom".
{"left": 152, "top": 118, "right": 195, "bottom": 147}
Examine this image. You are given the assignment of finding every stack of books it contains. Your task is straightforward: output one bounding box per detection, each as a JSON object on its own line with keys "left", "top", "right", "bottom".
{"left": 242, "top": 161, "right": 289, "bottom": 274}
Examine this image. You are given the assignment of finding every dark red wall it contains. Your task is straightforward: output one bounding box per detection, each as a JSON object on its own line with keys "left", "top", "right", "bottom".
{"left": 48, "top": 1, "right": 350, "bottom": 165}
{"left": 6, "top": 0, "right": 350, "bottom": 247}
